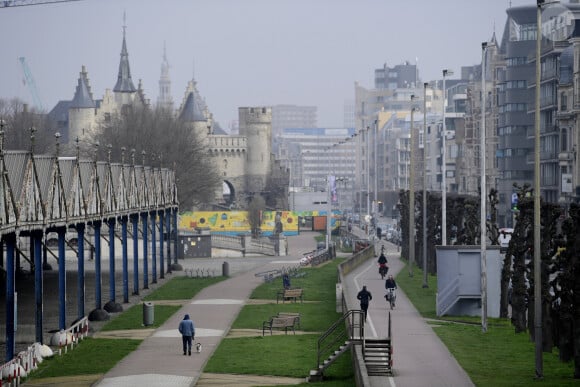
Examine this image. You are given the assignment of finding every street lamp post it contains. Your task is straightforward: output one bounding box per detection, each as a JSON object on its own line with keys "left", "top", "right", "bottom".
{"left": 481, "top": 41, "right": 489, "bottom": 333}
{"left": 422, "top": 82, "right": 429, "bottom": 288}
{"left": 409, "top": 95, "right": 417, "bottom": 277}
{"left": 442, "top": 69, "right": 453, "bottom": 246}
{"left": 534, "top": 0, "right": 544, "bottom": 378}
{"left": 374, "top": 120, "right": 378, "bottom": 217}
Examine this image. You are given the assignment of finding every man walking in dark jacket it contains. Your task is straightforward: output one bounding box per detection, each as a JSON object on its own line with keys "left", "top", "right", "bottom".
{"left": 357, "top": 285, "right": 372, "bottom": 321}
{"left": 178, "top": 314, "right": 195, "bottom": 356}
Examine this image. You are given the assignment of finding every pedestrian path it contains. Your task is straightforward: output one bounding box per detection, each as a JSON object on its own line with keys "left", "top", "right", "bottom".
{"left": 341, "top": 235, "right": 474, "bottom": 387}
{"left": 94, "top": 232, "right": 319, "bottom": 387}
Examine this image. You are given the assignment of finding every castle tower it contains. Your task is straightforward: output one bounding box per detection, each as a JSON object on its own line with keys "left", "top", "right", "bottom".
{"left": 68, "top": 65, "right": 96, "bottom": 142}
{"left": 157, "top": 42, "right": 173, "bottom": 111}
{"left": 178, "top": 79, "right": 211, "bottom": 140}
{"left": 113, "top": 15, "right": 137, "bottom": 107}
{"left": 238, "top": 107, "right": 272, "bottom": 192}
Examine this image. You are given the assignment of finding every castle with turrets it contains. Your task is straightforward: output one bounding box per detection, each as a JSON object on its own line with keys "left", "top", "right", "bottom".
{"left": 48, "top": 23, "right": 288, "bottom": 210}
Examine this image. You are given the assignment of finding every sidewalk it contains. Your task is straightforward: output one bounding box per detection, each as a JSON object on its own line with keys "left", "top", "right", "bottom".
{"left": 341, "top": 235, "right": 474, "bottom": 387}
{"left": 87, "top": 232, "right": 319, "bottom": 387}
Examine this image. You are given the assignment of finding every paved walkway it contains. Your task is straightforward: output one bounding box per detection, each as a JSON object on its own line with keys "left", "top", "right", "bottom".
{"left": 342, "top": 228, "right": 474, "bottom": 387}
{"left": 93, "top": 232, "right": 319, "bottom": 387}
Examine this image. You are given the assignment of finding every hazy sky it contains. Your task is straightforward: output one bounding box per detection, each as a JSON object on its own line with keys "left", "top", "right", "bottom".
{"left": 0, "top": 0, "right": 532, "bottom": 130}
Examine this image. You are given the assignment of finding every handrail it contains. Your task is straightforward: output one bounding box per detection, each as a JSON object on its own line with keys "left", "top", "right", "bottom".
{"left": 316, "top": 309, "right": 364, "bottom": 369}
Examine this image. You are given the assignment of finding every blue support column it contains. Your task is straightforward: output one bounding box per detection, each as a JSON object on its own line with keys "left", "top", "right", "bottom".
{"left": 76, "top": 224, "right": 85, "bottom": 320}
{"left": 104, "top": 218, "right": 122, "bottom": 313}
{"left": 166, "top": 209, "right": 171, "bottom": 273}
{"left": 94, "top": 222, "right": 102, "bottom": 309}
{"left": 173, "top": 208, "right": 178, "bottom": 264}
{"left": 132, "top": 215, "right": 139, "bottom": 295}
{"left": 57, "top": 227, "right": 66, "bottom": 330}
{"left": 88, "top": 222, "right": 108, "bottom": 321}
{"left": 5, "top": 234, "right": 16, "bottom": 361}
{"left": 151, "top": 212, "right": 157, "bottom": 283}
{"left": 108, "top": 218, "right": 116, "bottom": 302}
{"left": 121, "top": 216, "right": 129, "bottom": 303}
{"left": 159, "top": 211, "right": 164, "bottom": 279}
{"left": 142, "top": 213, "right": 149, "bottom": 289}
{"left": 33, "top": 232, "right": 43, "bottom": 343}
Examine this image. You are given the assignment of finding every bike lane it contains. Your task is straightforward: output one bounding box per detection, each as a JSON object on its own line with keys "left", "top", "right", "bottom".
{"left": 343, "top": 240, "right": 474, "bottom": 387}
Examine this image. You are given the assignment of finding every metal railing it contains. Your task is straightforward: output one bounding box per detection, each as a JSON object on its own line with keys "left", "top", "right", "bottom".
{"left": 316, "top": 309, "right": 365, "bottom": 369}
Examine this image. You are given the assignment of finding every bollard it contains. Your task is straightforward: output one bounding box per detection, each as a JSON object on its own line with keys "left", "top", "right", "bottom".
{"left": 222, "top": 261, "right": 229, "bottom": 277}
{"left": 143, "top": 302, "right": 154, "bottom": 326}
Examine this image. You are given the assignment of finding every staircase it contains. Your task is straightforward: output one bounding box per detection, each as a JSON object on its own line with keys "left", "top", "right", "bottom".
{"left": 364, "top": 338, "right": 393, "bottom": 375}
{"left": 308, "top": 310, "right": 365, "bottom": 381}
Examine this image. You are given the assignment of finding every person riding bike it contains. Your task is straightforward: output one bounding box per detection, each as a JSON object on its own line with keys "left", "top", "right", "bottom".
{"left": 385, "top": 275, "right": 397, "bottom": 306}
{"left": 377, "top": 250, "right": 388, "bottom": 278}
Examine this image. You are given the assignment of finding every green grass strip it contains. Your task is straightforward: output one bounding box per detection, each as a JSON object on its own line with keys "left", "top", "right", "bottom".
{"left": 26, "top": 338, "right": 141, "bottom": 380}
{"left": 100, "top": 304, "right": 181, "bottom": 331}
{"left": 143, "top": 276, "right": 226, "bottom": 300}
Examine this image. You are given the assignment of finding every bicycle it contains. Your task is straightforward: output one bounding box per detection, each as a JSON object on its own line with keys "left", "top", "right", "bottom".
{"left": 385, "top": 288, "right": 396, "bottom": 310}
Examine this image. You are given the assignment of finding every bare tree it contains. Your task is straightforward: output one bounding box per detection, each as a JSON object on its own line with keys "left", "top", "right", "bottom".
{"left": 0, "top": 98, "right": 55, "bottom": 153}
{"left": 86, "top": 106, "right": 221, "bottom": 210}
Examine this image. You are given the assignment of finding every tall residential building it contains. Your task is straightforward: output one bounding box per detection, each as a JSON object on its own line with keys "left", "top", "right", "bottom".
{"left": 374, "top": 61, "right": 419, "bottom": 89}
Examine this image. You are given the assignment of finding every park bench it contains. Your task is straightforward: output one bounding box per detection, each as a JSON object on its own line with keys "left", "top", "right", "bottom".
{"left": 262, "top": 316, "right": 299, "bottom": 336}
{"left": 276, "top": 288, "right": 304, "bottom": 304}
{"left": 276, "top": 312, "right": 301, "bottom": 329}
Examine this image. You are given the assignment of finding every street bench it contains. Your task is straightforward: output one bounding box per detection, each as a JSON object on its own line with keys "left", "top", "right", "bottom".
{"left": 276, "top": 312, "right": 301, "bottom": 329}
{"left": 262, "top": 316, "right": 299, "bottom": 336}
{"left": 276, "top": 288, "right": 304, "bottom": 304}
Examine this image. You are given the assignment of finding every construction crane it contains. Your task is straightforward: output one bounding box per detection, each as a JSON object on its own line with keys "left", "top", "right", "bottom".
{"left": 0, "top": 0, "right": 81, "bottom": 8}
{"left": 18, "top": 56, "right": 44, "bottom": 111}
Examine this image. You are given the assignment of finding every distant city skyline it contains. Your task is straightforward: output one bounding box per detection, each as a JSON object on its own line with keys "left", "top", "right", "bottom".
{"left": 0, "top": 0, "right": 531, "bottom": 129}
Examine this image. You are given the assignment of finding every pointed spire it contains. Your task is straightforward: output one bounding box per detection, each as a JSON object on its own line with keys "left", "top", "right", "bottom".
{"left": 71, "top": 66, "right": 96, "bottom": 108}
{"left": 114, "top": 12, "right": 136, "bottom": 93}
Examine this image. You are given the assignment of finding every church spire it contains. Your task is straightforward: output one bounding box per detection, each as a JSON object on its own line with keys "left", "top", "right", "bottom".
{"left": 113, "top": 11, "right": 136, "bottom": 93}
{"left": 157, "top": 41, "right": 173, "bottom": 110}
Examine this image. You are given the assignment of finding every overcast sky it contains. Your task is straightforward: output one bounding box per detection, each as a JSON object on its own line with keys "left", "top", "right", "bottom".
{"left": 0, "top": 0, "right": 532, "bottom": 130}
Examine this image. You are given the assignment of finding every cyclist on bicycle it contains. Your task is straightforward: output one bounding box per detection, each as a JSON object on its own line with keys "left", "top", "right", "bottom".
{"left": 377, "top": 250, "right": 388, "bottom": 278}
{"left": 385, "top": 275, "right": 397, "bottom": 306}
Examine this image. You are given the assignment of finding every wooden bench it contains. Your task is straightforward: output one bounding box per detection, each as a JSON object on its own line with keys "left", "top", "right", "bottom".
{"left": 276, "top": 288, "right": 304, "bottom": 304}
{"left": 262, "top": 316, "right": 299, "bottom": 336}
{"left": 276, "top": 312, "right": 301, "bottom": 329}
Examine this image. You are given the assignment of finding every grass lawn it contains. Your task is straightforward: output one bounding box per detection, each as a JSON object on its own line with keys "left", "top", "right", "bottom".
{"left": 205, "top": 258, "right": 355, "bottom": 385}
{"left": 100, "top": 304, "right": 181, "bottom": 331}
{"left": 143, "top": 276, "right": 226, "bottom": 300}
{"left": 26, "top": 338, "right": 141, "bottom": 380}
{"left": 397, "top": 261, "right": 577, "bottom": 386}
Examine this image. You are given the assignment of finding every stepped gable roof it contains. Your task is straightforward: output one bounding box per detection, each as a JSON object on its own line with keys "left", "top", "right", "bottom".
{"left": 113, "top": 26, "right": 137, "bottom": 93}
{"left": 71, "top": 67, "right": 96, "bottom": 108}
{"left": 179, "top": 81, "right": 206, "bottom": 122}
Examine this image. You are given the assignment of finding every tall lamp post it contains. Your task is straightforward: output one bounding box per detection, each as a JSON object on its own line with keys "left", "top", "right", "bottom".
{"left": 422, "top": 82, "right": 429, "bottom": 288}
{"left": 409, "top": 95, "right": 417, "bottom": 277}
{"left": 441, "top": 69, "right": 453, "bottom": 246}
{"left": 481, "top": 41, "right": 489, "bottom": 333}
{"left": 533, "top": 0, "right": 544, "bottom": 378}
{"left": 374, "top": 119, "right": 378, "bottom": 217}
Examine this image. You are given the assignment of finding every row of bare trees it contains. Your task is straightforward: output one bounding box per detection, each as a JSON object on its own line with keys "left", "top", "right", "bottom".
{"left": 398, "top": 187, "right": 580, "bottom": 378}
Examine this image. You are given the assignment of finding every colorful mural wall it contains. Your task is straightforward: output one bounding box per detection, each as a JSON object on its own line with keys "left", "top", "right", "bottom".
{"left": 179, "top": 210, "right": 342, "bottom": 237}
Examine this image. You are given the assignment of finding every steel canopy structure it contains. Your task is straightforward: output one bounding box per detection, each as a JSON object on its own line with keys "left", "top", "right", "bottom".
{"left": 1, "top": 133, "right": 179, "bottom": 361}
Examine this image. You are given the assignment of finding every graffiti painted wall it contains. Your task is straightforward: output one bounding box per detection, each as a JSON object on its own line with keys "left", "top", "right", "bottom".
{"left": 179, "top": 211, "right": 299, "bottom": 236}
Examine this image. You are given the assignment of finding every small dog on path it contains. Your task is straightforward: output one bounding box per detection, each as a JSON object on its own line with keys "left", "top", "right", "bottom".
{"left": 195, "top": 342, "right": 202, "bottom": 353}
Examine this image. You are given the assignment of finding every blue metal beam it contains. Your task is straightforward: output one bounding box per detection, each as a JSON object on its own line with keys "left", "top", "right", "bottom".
{"left": 142, "top": 213, "right": 149, "bottom": 289}
{"left": 58, "top": 227, "right": 66, "bottom": 330}
{"left": 151, "top": 211, "right": 157, "bottom": 284}
{"left": 76, "top": 224, "right": 85, "bottom": 319}
{"left": 132, "top": 215, "right": 139, "bottom": 295}
{"left": 121, "top": 216, "right": 128, "bottom": 303}
{"left": 5, "top": 235, "right": 15, "bottom": 361}
{"left": 33, "top": 232, "right": 43, "bottom": 343}
{"left": 159, "top": 211, "right": 164, "bottom": 279}
{"left": 94, "top": 222, "right": 102, "bottom": 309}
{"left": 108, "top": 218, "right": 116, "bottom": 302}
